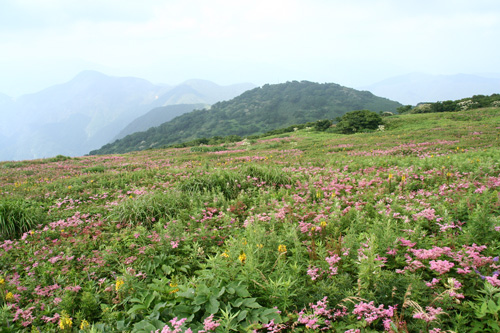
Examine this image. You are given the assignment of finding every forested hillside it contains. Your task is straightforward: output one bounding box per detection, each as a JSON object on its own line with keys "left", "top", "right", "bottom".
{"left": 90, "top": 81, "right": 401, "bottom": 155}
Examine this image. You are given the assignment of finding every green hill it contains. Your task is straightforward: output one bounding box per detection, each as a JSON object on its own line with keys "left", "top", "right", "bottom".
{"left": 90, "top": 80, "right": 401, "bottom": 155}
{"left": 113, "top": 103, "right": 209, "bottom": 140}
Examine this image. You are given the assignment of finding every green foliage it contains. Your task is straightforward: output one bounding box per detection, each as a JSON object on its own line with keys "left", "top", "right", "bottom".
{"left": 109, "top": 190, "right": 193, "bottom": 227}
{"left": 314, "top": 119, "right": 333, "bottom": 131}
{"left": 0, "top": 199, "right": 41, "bottom": 240}
{"left": 397, "top": 105, "right": 412, "bottom": 114}
{"left": 3, "top": 107, "right": 500, "bottom": 331}
{"left": 468, "top": 283, "right": 500, "bottom": 332}
{"left": 336, "top": 109, "right": 383, "bottom": 134}
{"left": 410, "top": 93, "right": 500, "bottom": 114}
{"left": 90, "top": 81, "right": 401, "bottom": 155}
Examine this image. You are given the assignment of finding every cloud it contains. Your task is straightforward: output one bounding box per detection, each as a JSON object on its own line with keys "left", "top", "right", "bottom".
{"left": 0, "top": 0, "right": 499, "bottom": 95}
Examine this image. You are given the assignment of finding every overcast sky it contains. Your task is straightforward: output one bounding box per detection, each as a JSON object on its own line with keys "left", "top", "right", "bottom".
{"left": 1, "top": 0, "right": 499, "bottom": 97}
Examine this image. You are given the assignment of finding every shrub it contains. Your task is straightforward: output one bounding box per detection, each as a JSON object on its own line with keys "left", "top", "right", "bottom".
{"left": 336, "top": 109, "right": 383, "bottom": 134}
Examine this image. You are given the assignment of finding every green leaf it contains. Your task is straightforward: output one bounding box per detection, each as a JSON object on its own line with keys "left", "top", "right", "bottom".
{"left": 217, "top": 286, "right": 226, "bottom": 298}
{"left": 194, "top": 295, "right": 208, "bottom": 305}
{"left": 144, "top": 292, "right": 156, "bottom": 309}
{"left": 177, "top": 288, "right": 195, "bottom": 299}
{"left": 242, "top": 298, "right": 261, "bottom": 309}
{"left": 234, "top": 284, "right": 251, "bottom": 297}
{"left": 162, "top": 264, "right": 173, "bottom": 275}
{"left": 487, "top": 300, "right": 497, "bottom": 314}
{"left": 232, "top": 298, "right": 244, "bottom": 308}
{"left": 133, "top": 321, "right": 157, "bottom": 332}
{"left": 206, "top": 295, "right": 220, "bottom": 314}
{"left": 237, "top": 310, "right": 248, "bottom": 322}
{"left": 128, "top": 304, "right": 147, "bottom": 314}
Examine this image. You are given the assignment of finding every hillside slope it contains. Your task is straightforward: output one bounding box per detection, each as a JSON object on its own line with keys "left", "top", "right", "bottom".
{"left": 0, "top": 72, "right": 254, "bottom": 161}
{"left": 2, "top": 108, "right": 500, "bottom": 332}
{"left": 114, "top": 103, "right": 208, "bottom": 140}
{"left": 90, "top": 80, "right": 401, "bottom": 155}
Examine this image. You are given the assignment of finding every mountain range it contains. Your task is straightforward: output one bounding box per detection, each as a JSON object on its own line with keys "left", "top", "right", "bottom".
{"left": 90, "top": 80, "right": 402, "bottom": 155}
{"left": 0, "top": 71, "right": 254, "bottom": 161}
{"left": 2, "top": 71, "right": 500, "bottom": 161}
{"left": 361, "top": 73, "right": 500, "bottom": 105}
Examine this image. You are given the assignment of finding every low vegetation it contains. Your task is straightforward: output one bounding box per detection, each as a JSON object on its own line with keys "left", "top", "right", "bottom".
{"left": 1, "top": 107, "right": 500, "bottom": 332}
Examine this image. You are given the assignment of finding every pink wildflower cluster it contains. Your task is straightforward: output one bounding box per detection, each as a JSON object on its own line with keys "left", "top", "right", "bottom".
{"left": 155, "top": 317, "right": 192, "bottom": 333}
{"left": 429, "top": 260, "right": 455, "bottom": 275}
{"left": 352, "top": 301, "right": 396, "bottom": 330}
{"left": 199, "top": 315, "right": 220, "bottom": 332}
{"left": 306, "top": 254, "right": 342, "bottom": 280}
{"left": 13, "top": 306, "right": 36, "bottom": 327}
{"left": 297, "top": 297, "right": 340, "bottom": 330}
{"left": 412, "top": 306, "right": 443, "bottom": 323}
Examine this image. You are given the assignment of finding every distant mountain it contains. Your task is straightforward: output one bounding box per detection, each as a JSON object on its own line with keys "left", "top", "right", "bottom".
{"left": 90, "top": 80, "right": 402, "bottom": 155}
{"left": 361, "top": 73, "right": 500, "bottom": 105}
{"left": 114, "top": 103, "right": 208, "bottom": 140}
{"left": 0, "top": 92, "right": 12, "bottom": 105}
{"left": 0, "top": 71, "right": 254, "bottom": 161}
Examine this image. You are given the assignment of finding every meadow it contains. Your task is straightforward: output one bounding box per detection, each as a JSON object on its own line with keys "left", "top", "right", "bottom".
{"left": 1, "top": 108, "right": 500, "bottom": 332}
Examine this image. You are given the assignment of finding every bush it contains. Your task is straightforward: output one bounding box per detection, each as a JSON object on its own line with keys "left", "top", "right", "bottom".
{"left": 314, "top": 119, "right": 333, "bottom": 131}
{"left": 336, "top": 109, "right": 383, "bottom": 134}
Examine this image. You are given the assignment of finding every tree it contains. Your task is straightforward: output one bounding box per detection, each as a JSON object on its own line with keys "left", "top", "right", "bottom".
{"left": 314, "top": 119, "right": 332, "bottom": 131}
{"left": 397, "top": 105, "right": 412, "bottom": 114}
{"left": 336, "top": 110, "right": 383, "bottom": 134}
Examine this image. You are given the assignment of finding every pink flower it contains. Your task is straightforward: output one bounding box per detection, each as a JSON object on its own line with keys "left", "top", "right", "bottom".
{"left": 486, "top": 275, "right": 500, "bottom": 287}
{"left": 413, "top": 306, "right": 443, "bottom": 322}
{"left": 429, "top": 260, "right": 454, "bottom": 275}
{"left": 307, "top": 266, "right": 322, "bottom": 281}
{"left": 399, "top": 238, "right": 416, "bottom": 247}
{"left": 425, "top": 278, "right": 441, "bottom": 288}
{"left": 199, "top": 315, "right": 220, "bottom": 332}
{"left": 170, "top": 241, "right": 179, "bottom": 249}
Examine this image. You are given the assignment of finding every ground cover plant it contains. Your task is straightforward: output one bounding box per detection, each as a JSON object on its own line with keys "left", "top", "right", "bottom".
{"left": 1, "top": 107, "right": 500, "bottom": 332}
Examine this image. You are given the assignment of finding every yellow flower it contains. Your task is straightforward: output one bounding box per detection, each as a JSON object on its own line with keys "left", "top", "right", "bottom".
{"left": 0, "top": 278, "right": 4, "bottom": 285}
{"left": 388, "top": 174, "right": 393, "bottom": 180}
{"left": 320, "top": 221, "right": 327, "bottom": 228}
{"left": 221, "top": 250, "right": 229, "bottom": 258}
{"left": 401, "top": 175, "right": 406, "bottom": 182}
{"left": 80, "top": 319, "right": 90, "bottom": 330}
{"left": 67, "top": 185, "right": 72, "bottom": 190}
{"left": 169, "top": 281, "right": 179, "bottom": 293}
{"left": 5, "top": 292, "right": 14, "bottom": 302}
{"left": 115, "top": 278, "right": 125, "bottom": 291}
{"left": 59, "top": 312, "right": 72, "bottom": 329}
{"left": 278, "top": 244, "right": 287, "bottom": 254}
{"left": 238, "top": 252, "right": 247, "bottom": 264}
{"left": 256, "top": 244, "right": 263, "bottom": 249}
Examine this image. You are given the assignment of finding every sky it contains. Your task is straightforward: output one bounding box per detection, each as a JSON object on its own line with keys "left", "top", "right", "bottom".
{"left": 1, "top": 0, "right": 500, "bottom": 97}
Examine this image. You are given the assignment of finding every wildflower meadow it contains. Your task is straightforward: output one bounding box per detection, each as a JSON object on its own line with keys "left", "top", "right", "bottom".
{"left": 1, "top": 108, "right": 500, "bottom": 332}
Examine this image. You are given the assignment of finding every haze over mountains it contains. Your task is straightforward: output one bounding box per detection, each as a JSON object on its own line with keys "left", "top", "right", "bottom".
{"left": 1, "top": 71, "right": 499, "bottom": 161}
{"left": 361, "top": 73, "right": 500, "bottom": 106}
{"left": 0, "top": 71, "right": 254, "bottom": 161}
